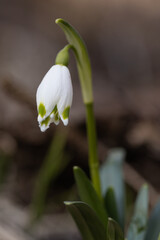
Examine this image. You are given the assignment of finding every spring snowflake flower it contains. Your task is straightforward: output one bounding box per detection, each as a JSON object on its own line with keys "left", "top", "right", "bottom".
{"left": 36, "top": 64, "right": 73, "bottom": 132}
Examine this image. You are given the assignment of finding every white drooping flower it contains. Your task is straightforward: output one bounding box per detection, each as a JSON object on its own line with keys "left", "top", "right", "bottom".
{"left": 36, "top": 64, "right": 73, "bottom": 132}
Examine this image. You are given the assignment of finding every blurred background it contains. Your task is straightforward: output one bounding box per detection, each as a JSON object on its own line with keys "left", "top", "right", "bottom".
{"left": 0, "top": 0, "right": 160, "bottom": 239}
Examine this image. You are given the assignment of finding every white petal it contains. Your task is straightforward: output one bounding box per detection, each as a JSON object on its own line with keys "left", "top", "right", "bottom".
{"left": 36, "top": 64, "right": 73, "bottom": 130}
{"left": 57, "top": 66, "right": 73, "bottom": 115}
{"left": 60, "top": 115, "right": 69, "bottom": 126}
{"left": 36, "top": 65, "right": 63, "bottom": 118}
{"left": 38, "top": 114, "right": 46, "bottom": 123}
{"left": 51, "top": 117, "right": 60, "bottom": 125}
{"left": 39, "top": 124, "right": 49, "bottom": 132}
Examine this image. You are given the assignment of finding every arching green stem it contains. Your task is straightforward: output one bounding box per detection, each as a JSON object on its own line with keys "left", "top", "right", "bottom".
{"left": 56, "top": 18, "right": 102, "bottom": 198}
{"left": 55, "top": 18, "right": 92, "bottom": 104}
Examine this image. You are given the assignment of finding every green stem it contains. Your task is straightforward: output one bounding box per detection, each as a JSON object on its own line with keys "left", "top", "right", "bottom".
{"left": 85, "top": 103, "right": 102, "bottom": 198}
{"left": 56, "top": 18, "right": 102, "bottom": 198}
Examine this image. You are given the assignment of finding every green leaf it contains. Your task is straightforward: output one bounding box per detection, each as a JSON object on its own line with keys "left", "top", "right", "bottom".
{"left": 31, "top": 130, "right": 70, "bottom": 221}
{"left": 56, "top": 18, "right": 93, "bottom": 103}
{"left": 100, "top": 148, "right": 126, "bottom": 228}
{"left": 107, "top": 218, "right": 124, "bottom": 240}
{"left": 144, "top": 200, "right": 160, "bottom": 240}
{"left": 65, "top": 201, "right": 106, "bottom": 240}
{"left": 74, "top": 166, "right": 108, "bottom": 226}
{"left": 104, "top": 187, "right": 119, "bottom": 223}
{"left": 158, "top": 233, "right": 160, "bottom": 240}
{"left": 127, "top": 184, "right": 148, "bottom": 240}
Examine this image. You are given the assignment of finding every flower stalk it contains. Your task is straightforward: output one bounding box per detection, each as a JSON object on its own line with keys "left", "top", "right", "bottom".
{"left": 56, "top": 18, "right": 102, "bottom": 198}
{"left": 86, "top": 103, "right": 101, "bottom": 197}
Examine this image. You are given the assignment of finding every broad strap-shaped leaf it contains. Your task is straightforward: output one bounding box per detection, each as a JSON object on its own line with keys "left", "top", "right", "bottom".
{"left": 100, "top": 148, "right": 126, "bottom": 228}
{"left": 64, "top": 201, "right": 106, "bottom": 240}
{"left": 74, "top": 166, "right": 108, "bottom": 226}
{"left": 127, "top": 184, "right": 148, "bottom": 240}
{"left": 144, "top": 200, "right": 160, "bottom": 240}
{"left": 104, "top": 187, "right": 119, "bottom": 223}
{"left": 107, "top": 218, "right": 124, "bottom": 240}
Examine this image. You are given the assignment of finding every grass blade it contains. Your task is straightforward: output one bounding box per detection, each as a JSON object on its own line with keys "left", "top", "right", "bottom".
{"left": 100, "top": 148, "right": 125, "bottom": 228}
{"left": 144, "top": 200, "right": 160, "bottom": 240}
{"left": 65, "top": 201, "right": 106, "bottom": 240}
{"left": 104, "top": 187, "right": 119, "bottom": 223}
{"left": 107, "top": 218, "right": 124, "bottom": 240}
{"left": 127, "top": 184, "right": 148, "bottom": 240}
{"left": 31, "top": 130, "right": 69, "bottom": 221}
{"left": 74, "top": 166, "right": 108, "bottom": 226}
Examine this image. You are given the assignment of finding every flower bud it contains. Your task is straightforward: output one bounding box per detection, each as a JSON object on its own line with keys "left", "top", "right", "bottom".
{"left": 36, "top": 64, "right": 73, "bottom": 132}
